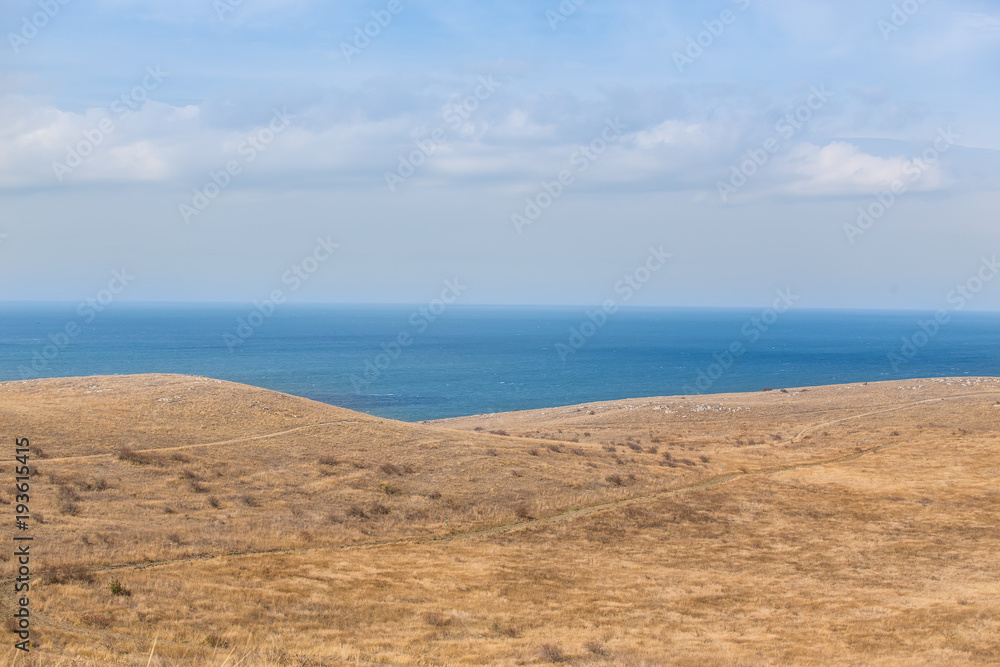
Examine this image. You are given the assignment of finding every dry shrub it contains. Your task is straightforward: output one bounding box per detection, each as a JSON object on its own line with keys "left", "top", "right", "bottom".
{"left": 116, "top": 447, "right": 153, "bottom": 465}
{"left": 378, "top": 483, "right": 402, "bottom": 496}
{"left": 380, "top": 463, "right": 403, "bottom": 476}
{"left": 46, "top": 564, "right": 94, "bottom": 585}
{"left": 489, "top": 429, "right": 509, "bottom": 436}
{"left": 539, "top": 644, "right": 566, "bottom": 662}
{"left": 424, "top": 612, "right": 451, "bottom": 627}
{"left": 491, "top": 621, "right": 520, "bottom": 638}
{"left": 606, "top": 474, "right": 624, "bottom": 487}
{"left": 585, "top": 640, "right": 608, "bottom": 656}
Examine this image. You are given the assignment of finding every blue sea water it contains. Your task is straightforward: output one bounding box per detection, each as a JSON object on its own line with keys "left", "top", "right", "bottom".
{"left": 0, "top": 303, "right": 997, "bottom": 421}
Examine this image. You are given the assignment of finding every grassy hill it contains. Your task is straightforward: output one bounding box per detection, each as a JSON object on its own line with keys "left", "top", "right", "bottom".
{"left": 2, "top": 374, "right": 999, "bottom": 665}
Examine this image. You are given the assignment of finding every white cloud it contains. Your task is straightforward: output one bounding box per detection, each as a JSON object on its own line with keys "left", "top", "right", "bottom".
{"left": 774, "top": 141, "right": 948, "bottom": 196}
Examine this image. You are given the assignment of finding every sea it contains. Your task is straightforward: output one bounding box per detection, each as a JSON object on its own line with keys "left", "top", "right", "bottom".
{"left": 1, "top": 303, "right": 997, "bottom": 422}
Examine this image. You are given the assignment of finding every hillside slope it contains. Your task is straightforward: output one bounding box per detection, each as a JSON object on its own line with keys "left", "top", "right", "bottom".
{"left": 2, "top": 374, "right": 999, "bottom": 665}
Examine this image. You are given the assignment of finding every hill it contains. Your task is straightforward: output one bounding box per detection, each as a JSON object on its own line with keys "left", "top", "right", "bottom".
{"left": 2, "top": 374, "right": 999, "bottom": 665}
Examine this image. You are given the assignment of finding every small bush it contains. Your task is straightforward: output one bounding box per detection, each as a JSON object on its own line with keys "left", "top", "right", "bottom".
{"left": 424, "top": 612, "right": 451, "bottom": 627}
{"left": 32, "top": 447, "right": 48, "bottom": 460}
{"left": 489, "top": 429, "right": 509, "bottom": 436}
{"left": 627, "top": 443, "right": 643, "bottom": 452}
{"left": 515, "top": 504, "right": 534, "bottom": 520}
{"left": 204, "top": 634, "right": 229, "bottom": 649}
{"left": 546, "top": 444, "right": 562, "bottom": 453}
{"left": 369, "top": 502, "right": 391, "bottom": 516}
{"left": 528, "top": 448, "right": 539, "bottom": 456}
{"left": 378, "top": 483, "right": 401, "bottom": 496}
{"left": 700, "top": 455, "right": 710, "bottom": 463}
{"left": 585, "top": 640, "right": 608, "bottom": 656}
{"left": 318, "top": 456, "right": 339, "bottom": 466}
{"left": 427, "top": 491, "right": 442, "bottom": 500}
{"left": 647, "top": 446, "right": 658, "bottom": 454}
{"left": 116, "top": 447, "right": 152, "bottom": 465}
{"left": 473, "top": 426, "right": 484, "bottom": 432}
{"left": 347, "top": 505, "right": 368, "bottom": 519}
{"left": 46, "top": 564, "right": 94, "bottom": 585}
{"left": 240, "top": 495, "right": 260, "bottom": 507}
{"left": 380, "top": 463, "right": 403, "bottom": 476}
{"left": 207, "top": 496, "right": 221, "bottom": 509}
{"left": 606, "top": 474, "right": 624, "bottom": 487}
{"left": 491, "top": 621, "right": 520, "bottom": 638}
{"left": 486, "top": 448, "right": 499, "bottom": 457}
{"left": 108, "top": 579, "right": 131, "bottom": 597}
{"left": 603, "top": 444, "right": 616, "bottom": 453}
{"left": 539, "top": 644, "right": 566, "bottom": 663}
{"left": 59, "top": 502, "right": 80, "bottom": 516}
{"left": 571, "top": 447, "right": 586, "bottom": 456}
{"left": 188, "top": 479, "right": 209, "bottom": 494}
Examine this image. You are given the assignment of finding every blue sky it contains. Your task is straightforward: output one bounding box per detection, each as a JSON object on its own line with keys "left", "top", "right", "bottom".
{"left": 1, "top": 0, "right": 999, "bottom": 309}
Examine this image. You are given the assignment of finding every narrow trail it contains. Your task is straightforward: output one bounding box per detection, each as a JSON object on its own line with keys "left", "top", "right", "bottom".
{"left": 12, "top": 389, "right": 999, "bottom": 663}
{"left": 40, "top": 420, "right": 363, "bottom": 463}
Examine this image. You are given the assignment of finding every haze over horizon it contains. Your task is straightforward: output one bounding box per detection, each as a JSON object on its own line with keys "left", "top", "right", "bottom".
{"left": 2, "top": 0, "right": 999, "bottom": 310}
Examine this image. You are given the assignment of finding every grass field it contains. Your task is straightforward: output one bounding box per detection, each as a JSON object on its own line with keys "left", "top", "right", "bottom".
{"left": 2, "top": 374, "right": 999, "bottom": 665}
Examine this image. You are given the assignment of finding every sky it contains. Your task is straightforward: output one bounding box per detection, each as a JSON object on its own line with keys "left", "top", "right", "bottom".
{"left": 1, "top": 0, "right": 999, "bottom": 310}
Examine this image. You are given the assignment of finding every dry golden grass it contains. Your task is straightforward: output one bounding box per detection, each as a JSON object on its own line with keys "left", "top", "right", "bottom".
{"left": 2, "top": 374, "right": 999, "bottom": 665}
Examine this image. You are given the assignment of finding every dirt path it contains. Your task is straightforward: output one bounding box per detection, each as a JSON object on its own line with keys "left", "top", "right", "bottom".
{"left": 39, "top": 420, "right": 363, "bottom": 463}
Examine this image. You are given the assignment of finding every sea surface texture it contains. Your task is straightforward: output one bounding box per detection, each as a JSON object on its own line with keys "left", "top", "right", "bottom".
{"left": 1, "top": 304, "right": 997, "bottom": 421}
